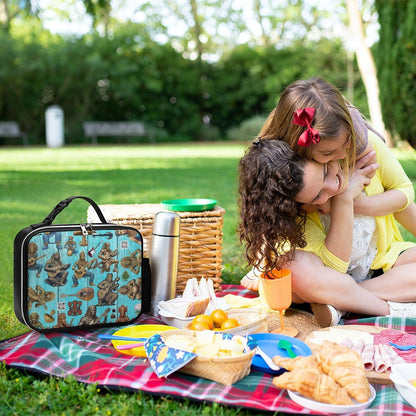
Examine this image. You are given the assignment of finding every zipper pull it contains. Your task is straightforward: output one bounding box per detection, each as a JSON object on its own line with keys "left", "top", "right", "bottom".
{"left": 80, "top": 224, "right": 88, "bottom": 235}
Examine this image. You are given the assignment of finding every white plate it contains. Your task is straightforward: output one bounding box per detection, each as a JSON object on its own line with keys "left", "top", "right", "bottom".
{"left": 158, "top": 312, "right": 194, "bottom": 329}
{"left": 287, "top": 384, "right": 376, "bottom": 414}
{"left": 391, "top": 363, "right": 416, "bottom": 407}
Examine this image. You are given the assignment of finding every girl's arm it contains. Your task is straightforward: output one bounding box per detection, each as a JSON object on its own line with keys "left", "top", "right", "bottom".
{"left": 393, "top": 204, "right": 416, "bottom": 237}
{"left": 353, "top": 134, "right": 414, "bottom": 216}
{"left": 324, "top": 159, "right": 377, "bottom": 262}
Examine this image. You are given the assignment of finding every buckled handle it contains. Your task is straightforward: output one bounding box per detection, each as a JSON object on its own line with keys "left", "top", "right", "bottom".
{"left": 33, "top": 196, "right": 108, "bottom": 227}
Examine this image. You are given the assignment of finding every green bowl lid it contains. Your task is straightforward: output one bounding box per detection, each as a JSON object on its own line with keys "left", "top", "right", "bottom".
{"left": 161, "top": 198, "right": 217, "bottom": 212}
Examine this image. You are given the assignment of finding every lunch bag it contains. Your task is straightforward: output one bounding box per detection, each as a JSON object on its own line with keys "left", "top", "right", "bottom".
{"left": 14, "top": 196, "right": 151, "bottom": 333}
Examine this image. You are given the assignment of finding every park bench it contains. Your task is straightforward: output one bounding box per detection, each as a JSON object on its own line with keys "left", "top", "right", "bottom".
{"left": 0, "top": 122, "right": 28, "bottom": 146}
{"left": 83, "top": 121, "right": 154, "bottom": 144}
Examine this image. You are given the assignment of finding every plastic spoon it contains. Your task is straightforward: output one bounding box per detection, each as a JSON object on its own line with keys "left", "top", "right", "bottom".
{"left": 278, "top": 339, "right": 297, "bottom": 358}
{"left": 97, "top": 334, "right": 147, "bottom": 342}
{"left": 255, "top": 347, "right": 281, "bottom": 371}
{"left": 116, "top": 342, "right": 144, "bottom": 350}
{"left": 389, "top": 342, "right": 416, "bottom": 351}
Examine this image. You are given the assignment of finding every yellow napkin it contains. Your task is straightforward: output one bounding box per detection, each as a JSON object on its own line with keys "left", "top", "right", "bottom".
{"left": 222, "top": 294, "right": 274, "bottom": 312}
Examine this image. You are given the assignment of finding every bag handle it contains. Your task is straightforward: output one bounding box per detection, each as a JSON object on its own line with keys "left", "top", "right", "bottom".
{"left": 35, "top": 196, "right": 109, "bottom": 227}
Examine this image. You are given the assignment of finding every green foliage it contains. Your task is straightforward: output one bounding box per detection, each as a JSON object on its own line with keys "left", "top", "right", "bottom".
{"left": 1, "top": 20, "right": 365, "bottom": 145}
{"left": 205, "top": 41, "right": 363, "bottom": 137}
{"left": 374, "top": 0, "right": 416, "bottom": 146}
{"left": 1, "top": 22, "right": 206, "bottom": 143}
{"left": 226, "top": 115, "right": 267, "bottom": 141}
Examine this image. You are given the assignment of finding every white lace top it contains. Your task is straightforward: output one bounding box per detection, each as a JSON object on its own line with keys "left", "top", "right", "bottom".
{"left": 319, "top": 213, "right": 378, "bottom": 283}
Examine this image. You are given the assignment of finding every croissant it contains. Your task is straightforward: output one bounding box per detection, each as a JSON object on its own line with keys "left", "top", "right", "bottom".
{"left": 318, "top": 340, "right": 371, "bottom": 403}
{"left": 272, "top": 354, "right": 319, "bottom": 372}
{"left": 273, "top": 367, "right": 353, "bottom": 405}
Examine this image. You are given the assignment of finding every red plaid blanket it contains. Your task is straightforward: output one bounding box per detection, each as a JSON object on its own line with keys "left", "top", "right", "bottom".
{"left": 1, "top": 284, "right": 416, "bottom": 415}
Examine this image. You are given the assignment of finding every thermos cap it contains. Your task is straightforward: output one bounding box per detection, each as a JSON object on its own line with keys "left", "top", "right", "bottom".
{"left": 153, "top": 211, "right": 180, "bottom": 236}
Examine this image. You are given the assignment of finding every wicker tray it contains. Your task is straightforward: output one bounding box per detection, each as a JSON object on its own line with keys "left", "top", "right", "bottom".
{"left": 160, "top": 329, "right": 256, "bottom": 385}
{"left": 184, "top": 308, "right": 268, "bottom": 335}
{"left": 87, "top": 203, "right": 224, "bottom": 294}
{"left": 267, "top": 308, "right": 321, "bottom": 341}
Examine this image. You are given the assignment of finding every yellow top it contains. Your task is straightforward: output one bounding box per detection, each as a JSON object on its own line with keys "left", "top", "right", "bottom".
{"left": 301, "top": 133, "right": 416, "bottom": 273}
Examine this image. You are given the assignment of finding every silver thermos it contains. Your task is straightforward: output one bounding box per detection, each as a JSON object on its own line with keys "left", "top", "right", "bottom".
{"left": 150, "top": 211, "right": 180, "bottom": 316}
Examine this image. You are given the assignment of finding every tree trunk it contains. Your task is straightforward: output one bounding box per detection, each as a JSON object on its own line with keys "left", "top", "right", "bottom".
{"left": 346, "top": 0, "right": 392, "bottom": 146}
{"left": 0, "top": 0, "right": 10, "bottom": 32}
{"left": 189, "top": 0, "right": 204, "bottom": 64}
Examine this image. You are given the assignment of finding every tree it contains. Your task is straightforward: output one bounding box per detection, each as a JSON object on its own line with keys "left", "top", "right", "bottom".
{"left": 0, "top": 0, "right": 111, "bottom": 34}
{"left": 0, "top": 0, "right": 38, "bottom": 32}
{"left": 374, "top": 0, "right": 416, "bottom": 147}
{"left": 83, "top": 0, "right": 112, "bottom": 36}
{"left": 346, "top": 0, "right": 391, "bottom": 146}
{"left": 252, "top": 0, "right": 322, "bottom": 47}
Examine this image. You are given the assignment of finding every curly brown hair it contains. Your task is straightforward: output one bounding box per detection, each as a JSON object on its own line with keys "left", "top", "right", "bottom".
{"left": 238, "top": 139, "right": 307, "bottom": 273}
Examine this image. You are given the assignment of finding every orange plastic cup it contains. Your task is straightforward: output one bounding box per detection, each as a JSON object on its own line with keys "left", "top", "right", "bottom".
{"left": 261, "top": 269, "right": 291, "bottom": 280}
{"left": 259, "top": 269, "right": 292, "bottom": 311}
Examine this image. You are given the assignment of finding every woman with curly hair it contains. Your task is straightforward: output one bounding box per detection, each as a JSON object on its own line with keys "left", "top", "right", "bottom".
{"left": 238, "top": 77, "right": 416, "bottom": 326}
{"left": 238, "top": 138, "right": 416, "bottom": 327}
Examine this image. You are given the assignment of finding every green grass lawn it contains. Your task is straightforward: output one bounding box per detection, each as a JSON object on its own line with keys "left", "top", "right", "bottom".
{"left": 0, "top": 143, "right": 266, "bottom": 416}
{"left": 1, "top": 142, "right": 416, "bottom": 415}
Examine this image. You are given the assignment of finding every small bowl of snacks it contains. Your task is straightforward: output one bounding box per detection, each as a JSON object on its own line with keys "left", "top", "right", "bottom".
{"left": 145, "top": 329, "right": 257, "bottom": 385}
{"left": 185, "top": 308, "right": 268, "bottom": 335}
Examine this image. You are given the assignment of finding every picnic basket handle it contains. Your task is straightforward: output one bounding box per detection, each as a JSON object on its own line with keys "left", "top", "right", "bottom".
{"left": 36, "top": 196, "right": 109, "bottom": 226}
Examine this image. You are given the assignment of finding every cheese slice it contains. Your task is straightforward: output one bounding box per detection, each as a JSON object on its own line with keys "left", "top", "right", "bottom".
{"left": 310, "top": 327, "right": 374, "bottom": 346}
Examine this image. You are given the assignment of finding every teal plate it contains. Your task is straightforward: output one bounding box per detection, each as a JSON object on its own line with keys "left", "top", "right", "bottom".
{"left": 161, "top": 198, "right": 217, "bottom": 212}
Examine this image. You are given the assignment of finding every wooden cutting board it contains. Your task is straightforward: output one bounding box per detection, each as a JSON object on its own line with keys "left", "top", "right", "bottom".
{"left": 305, "top": 325, "right": 398, "bottom": 385}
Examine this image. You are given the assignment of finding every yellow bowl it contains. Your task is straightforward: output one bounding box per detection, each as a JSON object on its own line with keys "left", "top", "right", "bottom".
{"left": 111, "top": 324, "right": 177, "bottom": 356}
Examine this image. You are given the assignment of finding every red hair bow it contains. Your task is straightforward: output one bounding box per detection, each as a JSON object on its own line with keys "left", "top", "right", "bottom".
{"left": 292, "top": 107, "right": 320, "bottom": 147}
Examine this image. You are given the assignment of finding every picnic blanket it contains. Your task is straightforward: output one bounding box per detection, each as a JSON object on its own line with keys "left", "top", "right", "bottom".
{"left": 1, "top": 284, "right": 416, "bottom": 415}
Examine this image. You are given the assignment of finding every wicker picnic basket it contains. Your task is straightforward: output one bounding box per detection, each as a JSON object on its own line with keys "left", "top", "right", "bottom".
{"left": 184, "top": 308, "right": 268, "bottom": 335}
{"left": 87, "top": 203, "right": 224, "bottom": 295}
{"left": 160, "top": 329, "right": 256, "bottom": 385}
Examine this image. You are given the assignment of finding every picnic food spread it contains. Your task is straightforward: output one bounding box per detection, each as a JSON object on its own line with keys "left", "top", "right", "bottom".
{"left": 4, "top": 281, "right": 416, "bottom": 414}
{"left": 102, "top": 276, "right": 416, "bottom": 410}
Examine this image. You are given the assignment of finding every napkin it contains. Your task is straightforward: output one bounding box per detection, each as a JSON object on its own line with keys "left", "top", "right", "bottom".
{"left": 144, "top": 334, "right": 196, "bottom": 378}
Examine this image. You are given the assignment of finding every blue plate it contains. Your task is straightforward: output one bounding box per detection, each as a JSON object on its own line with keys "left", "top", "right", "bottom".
{"left": 250, "top": 333, "right": 312, "bottom": 375}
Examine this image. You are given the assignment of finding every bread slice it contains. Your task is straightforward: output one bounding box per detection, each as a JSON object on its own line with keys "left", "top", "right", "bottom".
{"left": 159, "top": 297, "right": 209, "bottom": 317}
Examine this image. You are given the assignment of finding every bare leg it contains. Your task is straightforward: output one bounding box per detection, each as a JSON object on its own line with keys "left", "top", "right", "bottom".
{"left": 357, "top": 246, "right": 416, "bottom": 301}
{"left": 289, "top": 251, "right": 389, "bottom": 316}
{"left": 359, "top": 267, "right": 416, "bottom": 303}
